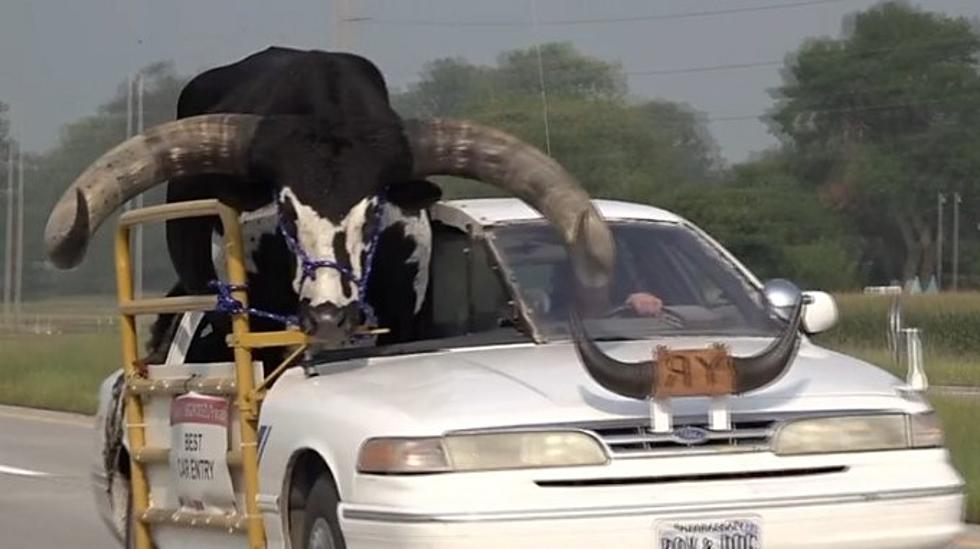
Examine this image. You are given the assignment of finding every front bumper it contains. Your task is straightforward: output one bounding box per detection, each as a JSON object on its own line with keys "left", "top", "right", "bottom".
{"left": 340, "top": 487, "right": 962, "bottom": 548}
{"left": 338, "top": 449, "right": 965, "bottom": 548}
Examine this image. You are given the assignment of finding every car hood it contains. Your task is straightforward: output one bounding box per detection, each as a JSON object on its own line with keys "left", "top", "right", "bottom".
{"left": 288, "top": 337, "right": 923, "bottom": 436}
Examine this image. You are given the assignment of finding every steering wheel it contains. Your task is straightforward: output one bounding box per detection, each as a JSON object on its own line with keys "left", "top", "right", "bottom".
{"left": 601, "top": 302, "right": 686, "bottom": 328}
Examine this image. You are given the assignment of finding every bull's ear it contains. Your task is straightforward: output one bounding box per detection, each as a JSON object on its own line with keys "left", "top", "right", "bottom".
{"left": 386, "top": 179, "right": 443, "bottom": 211}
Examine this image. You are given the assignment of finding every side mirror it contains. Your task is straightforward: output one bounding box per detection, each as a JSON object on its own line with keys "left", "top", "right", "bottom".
{"left": 762, "top": 278, "right": 802, "bottom": 321}
{"left": 801, "top": 291, "right": 838, "bottom": 334}
{"left": 762, "top": 279, "right": 838, "bottom": 334}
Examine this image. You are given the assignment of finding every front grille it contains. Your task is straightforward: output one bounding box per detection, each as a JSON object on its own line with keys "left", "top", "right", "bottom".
{"left": 535, "top": 466, "right": 846, "bottom": 487}
{"left": 583, "top": 418, "right": 776, "bottom": 458}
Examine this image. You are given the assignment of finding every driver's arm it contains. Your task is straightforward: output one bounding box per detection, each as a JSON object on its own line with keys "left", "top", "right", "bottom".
{"left": 625, "top": 292, "right": 663, "bottom": 316}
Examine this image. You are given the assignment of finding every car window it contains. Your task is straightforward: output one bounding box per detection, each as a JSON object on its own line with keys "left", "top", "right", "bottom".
{"left": 420, "top": 222, "right": 514, "bottom": 339}
{"left": 491, "top": 221, "right": 778, "bottom": 339}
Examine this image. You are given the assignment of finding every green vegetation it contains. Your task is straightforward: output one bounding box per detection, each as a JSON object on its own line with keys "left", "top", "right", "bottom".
{"left": 0, "top": 333, "right": 119, "bottom": 414}
{"left": 815, "top": 292, "right": 980, "bottom": 386}
{"left": 930, "top": 394, "right": 980, "bottom": 523}
{"left": 819, "top": 293, "right": 980, "bottom": 356}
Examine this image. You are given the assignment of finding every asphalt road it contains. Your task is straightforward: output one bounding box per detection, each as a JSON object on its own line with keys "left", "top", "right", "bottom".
{"left": 0, "top": 405, "right": 116, "bottom": 548}
{"left": 0, "top": 403, "right": 977, "bottom": 549}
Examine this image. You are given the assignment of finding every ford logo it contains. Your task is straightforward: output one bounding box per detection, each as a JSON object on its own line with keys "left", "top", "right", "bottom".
{"left": 670, "top": 426, "right": 711, "bottom": 445}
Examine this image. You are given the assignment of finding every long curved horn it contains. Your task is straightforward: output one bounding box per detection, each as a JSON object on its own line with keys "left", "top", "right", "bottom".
{"left": 404, "top": 118, "right": 615, "bottom": 290}
{"left": 44, "top": 114, "right": 262, "bottom": 269}
{"left": 571, "top": 300, "right": 804, "bottom": 399}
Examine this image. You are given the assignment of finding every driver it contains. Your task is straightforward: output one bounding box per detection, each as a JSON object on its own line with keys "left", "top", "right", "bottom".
{"left": 549, "top": 263, "right": 664, "bottom": 318}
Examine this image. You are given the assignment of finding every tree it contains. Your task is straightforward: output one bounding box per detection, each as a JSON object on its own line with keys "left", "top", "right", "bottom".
{"left": 770, "top": 1, "right": 980, "bottom": 283}
{"left": 662, "top": 150, "right": 861, "bottom": 290}
{"left": 393, "top": 43, "right": 721, "bottom": 200}
{"left": 24, "top": 62, "right": 187, "bottom": 297}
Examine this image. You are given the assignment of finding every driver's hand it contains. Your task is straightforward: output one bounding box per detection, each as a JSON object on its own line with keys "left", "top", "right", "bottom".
{"left": 626, "top": 292, "right": 663, "bottom": 316}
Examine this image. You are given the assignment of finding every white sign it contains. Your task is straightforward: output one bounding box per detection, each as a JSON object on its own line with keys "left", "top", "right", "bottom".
{"left": 656, "top": 516, "right": 762, "bottom": 549}
{"left": 169, "top": 392, "right": 236, "bottom": 513}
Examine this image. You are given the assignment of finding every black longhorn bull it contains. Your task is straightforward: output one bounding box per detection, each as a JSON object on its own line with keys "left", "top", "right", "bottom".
{"left": 43, "top": 47, "right": 619, "bottom": 372}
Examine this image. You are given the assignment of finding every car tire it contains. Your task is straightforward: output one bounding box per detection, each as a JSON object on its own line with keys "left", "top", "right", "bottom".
{"left": 301, "top": 474, "right": 346, "bottom": 549}
{"left": 110, "top": 473, "right": 134, "bottom": 548}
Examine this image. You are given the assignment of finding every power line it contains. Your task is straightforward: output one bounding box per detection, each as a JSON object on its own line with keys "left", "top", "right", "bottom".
{"left": 353, "top": 0, "right": 858, "bottom": 27}
{"left": 707, "top": 92, "right": 980, "bottom": 123}
{"left": 628, "top": 60, "right": 782, "bottom": 77}
{"left": 385, "top": 36, "right": 978, "bottom": 84}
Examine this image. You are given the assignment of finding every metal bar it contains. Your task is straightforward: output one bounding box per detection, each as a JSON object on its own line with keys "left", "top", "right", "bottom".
{"left": 953, "top": 192, "right": 960, "bottom": 291}
{"left": 119, "top": 199, "right": 227, "bottom": 227}
{"left": 255, "top": 343, "right": 307, "bottom": 395}
{"left": 13, "top": 146, "right": 23, "bottom": 324}
{"left": 650, "top": 399, "right": 672, "bottom": 433}
{"left": 228, "top": 330, "right": 310, "bottom": 349}
{"left": 126, "top": 377, "right": 238, "bottom": 396}
{"left": 140, "top": 508, "right": 248, "bottom": 532}
{"left": 133, "top": 447, "right": 243, "bottom": 467}
{"left": 219, "top": 204, "right": 267, "bottom": 549}
{"left": 115, "top": 224, "right": 153, "bottom": 549}
{"left": 3, "top": 141, "right": 13, "bottom": 322}
{"left": 119, "top": 295, "right": 218, "bottom": 316}
{"left": 113, "top": 198, "right": 272, "bottom": 547}
{"left": 709, "top": 396, "right": 732, "bottom": 431}
{"left": 937, "top": 193, "right": 945, "bottom": 290}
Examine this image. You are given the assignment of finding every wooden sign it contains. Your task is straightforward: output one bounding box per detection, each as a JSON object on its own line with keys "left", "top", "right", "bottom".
{"left": 653, "top": 344, "right": 735, "bottom": 397}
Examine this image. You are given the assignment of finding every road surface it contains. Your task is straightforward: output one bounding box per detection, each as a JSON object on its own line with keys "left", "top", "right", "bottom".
{"left": 0, "top": 405, "right": 116, "bottom": 548}
{"left": 0, "top": 403, "right": 977, "bottom": 548}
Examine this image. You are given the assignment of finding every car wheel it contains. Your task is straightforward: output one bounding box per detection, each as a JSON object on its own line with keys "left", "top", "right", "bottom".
{"left": 110, "top": 473, "right": 134, "bottom": 548}
{"left": 301, "top": 475, "right": 346, "bottom": 549}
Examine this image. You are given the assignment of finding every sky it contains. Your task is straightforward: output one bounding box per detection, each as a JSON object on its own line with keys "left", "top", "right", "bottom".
{"left": 1, "top": 0, "right": 978, "bottom": 163}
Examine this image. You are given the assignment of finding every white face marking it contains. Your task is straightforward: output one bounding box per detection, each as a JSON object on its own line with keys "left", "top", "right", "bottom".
{"left": 210, "top": 204, "right": 279, "bottom": 276}
{"left": 279, "top": 187, "right": 377, "bottom": 308}
{"left": 381, "top": 204, "right": 431, "bottom": 314}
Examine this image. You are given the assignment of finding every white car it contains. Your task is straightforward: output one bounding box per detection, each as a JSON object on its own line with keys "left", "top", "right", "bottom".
{"left": 93, "top": 198, "right": 965, "bottom": 549}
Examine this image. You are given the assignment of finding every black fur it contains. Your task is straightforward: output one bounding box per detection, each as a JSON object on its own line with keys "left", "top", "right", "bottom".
{"left": 146, "top": 48, "right": 442, "bottom": 369}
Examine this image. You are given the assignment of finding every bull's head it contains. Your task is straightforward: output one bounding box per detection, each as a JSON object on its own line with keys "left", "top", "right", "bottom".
{"left": 43, "top": 116, "right": 616, "bottom": 342}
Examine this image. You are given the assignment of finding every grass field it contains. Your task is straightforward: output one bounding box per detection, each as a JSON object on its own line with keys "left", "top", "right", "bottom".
{"left": 0, "top": 333, "right": 120, "bottom": 414}
{"left": 931, "top": 394, "right": 980, "bottom": 523}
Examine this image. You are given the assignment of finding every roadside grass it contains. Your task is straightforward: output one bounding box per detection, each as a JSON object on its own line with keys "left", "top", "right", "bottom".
{"left": 18, "top": 295, "right": 117, "bottom": 316}
{"left": 0, "top": 333, "right": 120, "bottom": 414}
{"left": 929, "top": 393, "right": 980, "bottom": 523}
{"left": 820, "top": 344, "right": 980, "bottom": 387}
{"left": 819, "top": 292, "right": 980, "bottom": 356}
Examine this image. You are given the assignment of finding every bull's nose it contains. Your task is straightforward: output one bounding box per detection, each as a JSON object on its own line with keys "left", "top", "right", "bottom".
{"left": 298, "top": 302, "right": 360, "bottom": 341}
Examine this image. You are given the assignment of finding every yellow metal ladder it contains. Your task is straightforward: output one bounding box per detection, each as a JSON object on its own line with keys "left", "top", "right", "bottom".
{"left": 114, "top": 199, "right": 309, "bottom": 549}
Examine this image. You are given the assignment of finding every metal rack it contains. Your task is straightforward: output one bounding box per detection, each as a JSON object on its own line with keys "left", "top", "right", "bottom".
{"left": 115, "top": 199, "right": 308, "bottom": 549}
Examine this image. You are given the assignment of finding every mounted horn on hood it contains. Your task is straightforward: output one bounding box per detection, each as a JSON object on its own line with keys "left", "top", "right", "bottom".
{"left": 570, "top": 297, "right": 804, "bottom": 400}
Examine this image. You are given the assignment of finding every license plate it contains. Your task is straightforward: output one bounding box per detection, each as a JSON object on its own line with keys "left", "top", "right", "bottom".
{"left": 656, "top": 516, "right": 762, "bottom": 549}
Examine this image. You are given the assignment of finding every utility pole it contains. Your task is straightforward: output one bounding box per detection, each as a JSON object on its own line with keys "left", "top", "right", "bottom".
{"left": 13, "top": 144, "right": 23, "bottom": 324}
{"left": 952, "top": 192, "right": 961, "bottom": 291}
{"left": 330, "top": 0, "right": 356, "bottom": 50}
{"left": 2, "top": 140, "right": 13, "bottom": 322}
{"left": 530, "top": 0, "right": 552, "bottom": 156}
{"left": 936, "top": 192, "right": 946, "bottom": 290}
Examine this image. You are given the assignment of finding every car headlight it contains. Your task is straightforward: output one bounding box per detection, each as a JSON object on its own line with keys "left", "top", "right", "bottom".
{"left": 773, "top": 413, "right": 944, "bottom": 456}
{"left": 357, "top": 431, "right": 608, "bottom": 474}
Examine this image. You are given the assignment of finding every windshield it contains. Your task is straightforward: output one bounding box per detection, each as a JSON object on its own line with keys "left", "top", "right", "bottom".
{"left": 491, "top": 221, "right": 780, "bottom": 340}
